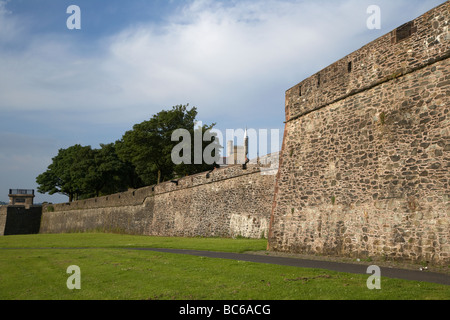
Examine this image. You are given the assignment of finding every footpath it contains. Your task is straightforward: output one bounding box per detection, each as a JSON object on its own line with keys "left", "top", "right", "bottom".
{"left": 134, "top": 248, "right": 450, "bottom": 286}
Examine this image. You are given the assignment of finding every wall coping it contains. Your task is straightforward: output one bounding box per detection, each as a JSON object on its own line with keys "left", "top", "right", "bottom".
{"left": 285, "top": 2, "right": 449, "bottom": 122}
{"left": 47, "top": 164, "right": 273, "bottom": 212}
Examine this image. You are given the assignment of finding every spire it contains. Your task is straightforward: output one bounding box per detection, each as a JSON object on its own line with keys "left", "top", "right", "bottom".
{"left": 244, "top": 126, "right": 249, "bottom": 162}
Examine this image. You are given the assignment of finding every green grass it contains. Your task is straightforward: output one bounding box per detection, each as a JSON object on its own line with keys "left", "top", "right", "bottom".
{"left": 0, "top": 233, "right": 267, "bottom": 252}
{"left": 0, "top": 233, "right": 448, "bottom": 300}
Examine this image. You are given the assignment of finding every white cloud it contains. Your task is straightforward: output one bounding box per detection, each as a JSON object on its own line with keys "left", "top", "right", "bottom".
{"left": 0, "top": 0, "right": 445, "bottom": 203}
{"left": 100, "top": 0, "right": 370, "bottom": 121}
{"left": 0, "top": 0, "right": 369, "bottom": 123}
{"left": 0, "top": 0, "right": 445, "bottom": 125}
{"left": 0, "top": 0, "right": 16, "bottom": 42}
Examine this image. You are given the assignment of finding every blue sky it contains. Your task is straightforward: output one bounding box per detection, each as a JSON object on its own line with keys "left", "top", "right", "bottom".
{"left": 0, "top": 0, "right": 446, "bottom": 203}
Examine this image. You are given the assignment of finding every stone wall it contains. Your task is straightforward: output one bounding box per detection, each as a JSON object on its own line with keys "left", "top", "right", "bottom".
{"left": 0, "top": 206, "right": 42, "bottom": 236}
{"left": 8, "top": 2, "right": 449, "bottom": 267}
{"left": 268, "top": 2, "right": 449, "bottom": 265}
{"left": 284, "top": 2, "right": 449, "bottom": 123}
{"left": 40, "top": 164, "right": 275, "bottom": 239}
{"left": 151, "top": 167, "right": 273, "bottom": 238}
{"left": 0, "top": 206, "right": 6, "bottom": 235}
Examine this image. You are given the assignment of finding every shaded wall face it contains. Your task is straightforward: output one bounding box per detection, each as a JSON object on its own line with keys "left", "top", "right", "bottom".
{"left": 0, "top": 206, "right": 42, "bottom": 236}
{"left": 269, "top": 57, "right": 449, "bottom": 264}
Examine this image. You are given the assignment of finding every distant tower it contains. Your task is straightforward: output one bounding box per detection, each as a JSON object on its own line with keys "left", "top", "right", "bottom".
{"left": 8, "top": 189, "right": 35, "bottom": 209}
{"left": 244, "top": 127, "right": 249, "bottom": 162}
{"left": 243, "top": 127, "right": 249, "bottom": 169}
{"left": 226, "top": 128, "right": 249, "bottom": 166}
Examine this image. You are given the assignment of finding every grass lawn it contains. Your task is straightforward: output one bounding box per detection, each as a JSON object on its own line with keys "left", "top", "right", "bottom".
{"left": 0, "top": 233, "right": 448, "bottom": 300}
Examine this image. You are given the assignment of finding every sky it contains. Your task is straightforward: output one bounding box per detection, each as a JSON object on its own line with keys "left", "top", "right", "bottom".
{"left": 0, "top": 0, "right": 446, "bottom": 204}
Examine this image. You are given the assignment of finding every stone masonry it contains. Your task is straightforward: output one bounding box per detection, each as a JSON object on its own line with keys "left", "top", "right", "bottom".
{"left": 24, "top": 3, "right": 450, "bottom": 267}
{"left": 40, "top": 164, "right": 275, "bottom": 239}
{"left": 268, "top": 2, "right": 449, "bottom": 265}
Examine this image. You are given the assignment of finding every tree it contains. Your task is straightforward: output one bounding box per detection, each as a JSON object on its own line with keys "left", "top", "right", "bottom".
{"left": 36, "top": 145, "right": 95, "bottom": 202}
{"left": 37, "top": 104, "right": 221, "bottom": 201}
{"left": 37, "top": 143, "right": 142, "bottom": 202}
{"left": 116, "top": 104, "right": 220, "bottom": 185}
{"left": 171, "top": 121, "right": 222, "bottom": 178}
{"left": 85, "top": 143, "right": 143, "bottom": 197}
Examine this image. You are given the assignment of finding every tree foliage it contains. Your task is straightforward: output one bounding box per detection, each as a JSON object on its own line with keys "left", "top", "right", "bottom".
{"left": 36, "top": 145, "right": 94, "bottom": 202}
{"left": 36, "top": 104, "right": 220, "bottom": 201}
{"left": 116, "top": 104, "right": 220, "bottom": 185}
{"left": 36, "top": 144, "right": 136, "bottom": 201}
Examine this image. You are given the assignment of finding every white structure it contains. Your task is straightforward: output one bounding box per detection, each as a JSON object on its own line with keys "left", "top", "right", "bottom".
{"left": 225, "top": 128, "right": 249, "bottom": 165}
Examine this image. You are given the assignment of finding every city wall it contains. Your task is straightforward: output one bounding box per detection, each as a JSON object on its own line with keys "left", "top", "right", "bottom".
{"left": 0, "top": 206, "right": 42, "bottom": 236}
{"left": 40, "top": 164, "right": 275, "bottom": 239}
{"left": 3, "top": 3, "right": 448, "bottom": 266}
{"left": 268, "top": 2, "right": 449, "bottom": 265}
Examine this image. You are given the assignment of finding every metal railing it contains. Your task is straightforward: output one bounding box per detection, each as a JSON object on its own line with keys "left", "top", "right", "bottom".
{"left": 9, "top": 189, "right": 34, "bottom": 195}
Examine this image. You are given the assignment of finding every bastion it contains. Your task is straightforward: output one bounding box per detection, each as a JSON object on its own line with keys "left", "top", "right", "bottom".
{"left": 5, "top": 2, "right": 448, "bottom": 267}
{"left": 268, "top": 2, "right": 449, "bottom": 265}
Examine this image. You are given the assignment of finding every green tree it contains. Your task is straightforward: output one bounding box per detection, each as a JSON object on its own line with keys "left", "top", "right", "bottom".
{"left": 37, "top": 143, "right": 143, "bottom": 202}
{"left": 172, "top": 122, "right": 222, "bottom": 178}
{"left": 37, "top": 104, "right": 221, "bottom": 201}
{"left": 86, "top": 143, "right": 143, "bottom": 197}
{"left": 116, "top": 104, "right": 220, "bottom": 185}
{"left": 36, "top": 145, "right": 95, "bottom": 202}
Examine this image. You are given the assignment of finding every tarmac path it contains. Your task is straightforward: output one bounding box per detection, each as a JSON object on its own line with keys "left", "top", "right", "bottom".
{"left": 2, "top": 246, "right": 448, "bottom": 285}
{"left": 132, "top": 248, "right": 450, "bottom": 286}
